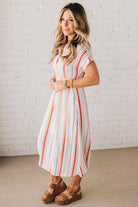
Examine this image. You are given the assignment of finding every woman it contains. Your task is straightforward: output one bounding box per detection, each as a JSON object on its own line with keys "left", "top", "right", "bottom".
{"left": 37, "top": 2, "right": 100, "bottom": 205}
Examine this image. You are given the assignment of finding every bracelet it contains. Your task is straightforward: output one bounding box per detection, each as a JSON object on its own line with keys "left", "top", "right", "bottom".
{"left": 64, "top": 80, "right": 67, "bottom": 88}
{"left": 70, "top": 79, "right": 73, "bottom": 87}
{"left": 64, "top": 79, "right": 73, "bottom": 88}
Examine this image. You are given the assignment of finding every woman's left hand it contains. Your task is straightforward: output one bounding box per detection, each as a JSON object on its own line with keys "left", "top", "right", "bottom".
{"left": 49, "top": 79, "right": 66, "bottom": 92}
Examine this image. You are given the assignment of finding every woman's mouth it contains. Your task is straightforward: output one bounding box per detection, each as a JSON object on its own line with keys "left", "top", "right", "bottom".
{"left": 64, "top": 29, "right": 69, "bottom": 32}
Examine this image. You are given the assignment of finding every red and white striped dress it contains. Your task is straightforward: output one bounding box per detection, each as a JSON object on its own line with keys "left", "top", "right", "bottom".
{"left": 37, "top": 42, "right": 94, "bottom": 177}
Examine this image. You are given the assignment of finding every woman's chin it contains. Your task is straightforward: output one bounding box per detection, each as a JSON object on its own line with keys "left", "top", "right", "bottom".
{"left": 63, "top": 31, "right": 69, "bottom": 35}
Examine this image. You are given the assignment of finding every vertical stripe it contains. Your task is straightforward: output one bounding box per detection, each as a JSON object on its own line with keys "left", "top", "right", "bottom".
{"left": 79, "top": 165, "right": 83, "bottom": 177}
{"left": 63, "top": 60, "right": 66, "bottom": 79}
{"left": 85, "top": 95, "right": 91, "bottom": 163}
{"left": 61, "top": 45, "right": 68, "bottom": 79}
{"left": 54, "top": 91, "right": 62, "bottom": 130}
{"left": 75, "top": 50, "right": 87, "bottom": 80}
{"left": 40, "top": 100, "right": 55, "bottom": 167}
{"left": 83, "top": 152, "right": 88, "bottom": 168}
{"left": 86, "top": 140, "right": 91, "bottom": 162}
{"left": 76, "top": 88, "right": 82, "bottom": 135}
{"left": 71, "top": 117, "right": 78, "bottom": 176}
{"left": 66, "top": 108, "right": 75, "bottom": 175}
{"left": 63, "top": 58, "right": 68, "bottom": 79}
{"left": 59, "top": 88, "right": 70, "bottom": 176}
{"left": 54, "top": 141, "right": 60, "bottom": 175}
{"left": 59, "top": 53, "right": 68, "bottom": 175}
{"left": 84, "top": 127, "right": 89, "bottom": 155}
{"left": 82, "top": 72, "right": 85, "bottom": 78}
{"left": 76, "top": 88, "right": 88, "bottom": 169}
{"left": 88, "top": 57, "right": 91, "bottom": 62}
{"left": 75, "top": 54, "right": 88, "bottom": 170}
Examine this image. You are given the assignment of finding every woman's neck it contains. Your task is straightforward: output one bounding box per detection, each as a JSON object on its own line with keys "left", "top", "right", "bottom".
{"left": 67, "top": 33, "right": 76, "bottom": 43}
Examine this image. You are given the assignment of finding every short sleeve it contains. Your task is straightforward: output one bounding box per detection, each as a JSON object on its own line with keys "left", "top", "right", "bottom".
{"left": 77, "top": 44, "right": 94, "bottom": 71}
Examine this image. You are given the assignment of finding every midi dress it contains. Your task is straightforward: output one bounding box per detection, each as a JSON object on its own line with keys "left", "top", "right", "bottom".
{"left": 37, "top": 42, "right": 94, "bottom": 177}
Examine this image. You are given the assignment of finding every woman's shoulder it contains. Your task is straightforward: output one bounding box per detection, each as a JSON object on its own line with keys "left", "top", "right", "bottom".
{"left": 76, "top": 42, "right": 91, "bottom": 54}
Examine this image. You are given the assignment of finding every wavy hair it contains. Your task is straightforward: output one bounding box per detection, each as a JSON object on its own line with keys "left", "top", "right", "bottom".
{"left": 48, "top": 3, "right": 91, "bottom": 65}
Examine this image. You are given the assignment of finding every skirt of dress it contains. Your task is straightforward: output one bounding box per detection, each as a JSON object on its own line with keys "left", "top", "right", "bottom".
{"left": 37, "top": 87, "right": 91, "bottom": 177}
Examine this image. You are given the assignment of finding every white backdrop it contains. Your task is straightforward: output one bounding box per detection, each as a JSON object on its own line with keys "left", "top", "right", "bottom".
{"left": 0, "top": 0, "right": 138, "bottom": 156}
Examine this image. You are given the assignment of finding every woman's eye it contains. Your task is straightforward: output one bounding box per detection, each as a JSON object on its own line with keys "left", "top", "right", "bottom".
{"left": 61, "top": 18, "right": 73, "bottom": 22}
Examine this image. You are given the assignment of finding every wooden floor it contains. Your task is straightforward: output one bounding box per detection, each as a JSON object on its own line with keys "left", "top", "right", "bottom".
{"left": 0, "top": 147, "right": 138, "bottom": 207}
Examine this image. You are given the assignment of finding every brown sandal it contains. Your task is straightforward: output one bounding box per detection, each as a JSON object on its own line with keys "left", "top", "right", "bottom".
{"left": 55, "top": 185, "right": 82, "bottom": 205}
{"left": 41, "top": 177, "right": 67, "bottom": 203}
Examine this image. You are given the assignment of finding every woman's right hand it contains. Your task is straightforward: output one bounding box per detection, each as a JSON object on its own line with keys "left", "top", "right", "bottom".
{"left": 51, "top": 75, "right": 56, "bottom": 82}
{"left": 49, "top": 75, "right": 56, "bottom": 90}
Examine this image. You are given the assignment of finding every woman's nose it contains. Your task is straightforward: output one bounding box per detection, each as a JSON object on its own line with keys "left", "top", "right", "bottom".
{"left": 64, "top": 20, "right": 68, "bottom": 26}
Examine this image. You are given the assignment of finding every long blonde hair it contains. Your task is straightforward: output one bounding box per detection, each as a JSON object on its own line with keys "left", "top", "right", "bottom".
{"left": 48, "top": 3, "right": 91, "bottom": 65}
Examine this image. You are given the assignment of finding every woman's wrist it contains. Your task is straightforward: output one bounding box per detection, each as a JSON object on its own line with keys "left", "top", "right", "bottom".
{"left": 63, "top": 80, "right": 73, "bottom": 88}
{"left": 67, "top": 80, "right": 72, "bottom": 88}
{"left": 63, "top": 80, "right": 67, "bottom": 88}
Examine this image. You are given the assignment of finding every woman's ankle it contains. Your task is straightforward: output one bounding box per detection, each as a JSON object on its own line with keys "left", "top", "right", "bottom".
{"left": 51, "top": 176, "right": 62, "bottom": 184}
{"left": 70, "top": 183, "right": 80, "bottom": 189}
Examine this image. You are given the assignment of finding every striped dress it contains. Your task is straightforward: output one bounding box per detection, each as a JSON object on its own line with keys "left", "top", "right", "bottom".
{"left": 37, "top": 42, "right": 94, "bottom": 177}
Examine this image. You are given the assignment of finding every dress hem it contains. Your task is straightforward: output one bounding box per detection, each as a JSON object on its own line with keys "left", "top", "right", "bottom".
{"left": 38, "top": 162, "right": 90, "bottom": 178}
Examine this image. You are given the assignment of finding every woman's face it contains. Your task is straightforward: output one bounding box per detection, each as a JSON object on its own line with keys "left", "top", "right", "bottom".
{"left": 61, "top": 9, "right": 76, "bottom": 38}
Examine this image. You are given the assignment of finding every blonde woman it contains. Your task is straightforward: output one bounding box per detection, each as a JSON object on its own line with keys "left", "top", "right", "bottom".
{"left": 37, "top": 2, "right": 100, "bottom": 205}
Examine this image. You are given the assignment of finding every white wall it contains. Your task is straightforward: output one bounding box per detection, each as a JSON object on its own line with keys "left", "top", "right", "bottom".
{"left": 0, "top": 0, "right": 138, "bottom": 156}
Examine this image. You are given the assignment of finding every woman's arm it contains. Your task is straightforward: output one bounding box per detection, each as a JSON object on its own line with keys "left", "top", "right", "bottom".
{"left": 67, "top": 61, "right": 100, "bottom": 88}
{"left": 49, "top": 61, "right": 99, "bottom": 92}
